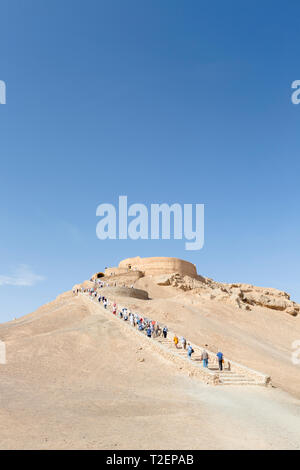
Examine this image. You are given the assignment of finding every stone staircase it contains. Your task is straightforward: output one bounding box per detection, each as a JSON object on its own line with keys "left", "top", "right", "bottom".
{"left": 81, "top": 293, "right": 271, "bottom": 387}
{"left": 217, "top": 373, "right": 259, "bottom": 386}
{"left": 154, "top": 337, "right": 260, "bottom": 386}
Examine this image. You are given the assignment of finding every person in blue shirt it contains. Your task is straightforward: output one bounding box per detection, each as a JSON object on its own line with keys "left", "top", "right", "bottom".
{"left": 146, "top": 327, "right": 152, "bottom": 338}
{"left": 187, "top": 344, "right": 194, "bottom": 359}
{"left": 216, "top": 351, "right": 224, "bottom": 371}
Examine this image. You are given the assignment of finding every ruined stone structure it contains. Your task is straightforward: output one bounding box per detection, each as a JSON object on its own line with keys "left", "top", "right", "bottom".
{"left": 90, "top": 272, "right": 105, "bottom": 281}
{"left": 105, "top": 256, "right": 198, "bottom": 278}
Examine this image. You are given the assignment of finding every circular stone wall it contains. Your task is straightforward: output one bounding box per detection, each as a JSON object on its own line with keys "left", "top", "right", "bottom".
{"left": 97, "top": 286, "right": 149, "bottom": 300}
{"left": 118, "top": 257, "right": 197, "bottom": 278}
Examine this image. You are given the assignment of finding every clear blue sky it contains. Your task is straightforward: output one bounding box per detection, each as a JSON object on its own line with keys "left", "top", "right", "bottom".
{"left": 0, "top": 0, "right": 300, "bottom": 322}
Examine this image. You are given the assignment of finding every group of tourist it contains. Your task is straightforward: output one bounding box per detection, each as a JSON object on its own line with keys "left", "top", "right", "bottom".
{"left": 73, "top": 285, "right": 225, "bottom": 371}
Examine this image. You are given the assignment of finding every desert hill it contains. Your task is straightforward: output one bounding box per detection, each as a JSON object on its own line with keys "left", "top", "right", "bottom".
{"left": 96, "top": 261, "right": 300, "bottom": 398}
{"left": 0, "top": 256, "right": 300, "bottom": 449}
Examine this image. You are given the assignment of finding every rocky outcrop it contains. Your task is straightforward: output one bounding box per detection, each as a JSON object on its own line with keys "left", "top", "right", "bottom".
{"left": 155, "top": 273, "right": 300, "bottom": 316}
{"left": 235, "top": 285, "right": 300, "bottom": 315}
{"left": 157, "top": 273, "right": 205, "bottom": 289}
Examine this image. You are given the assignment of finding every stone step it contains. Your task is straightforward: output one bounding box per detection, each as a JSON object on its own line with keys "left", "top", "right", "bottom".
{"left": 220, "top": 375, "right": 246, "bottom": 379}
{"left": 219, "top": 381, "right": 258, "bottom": 386}
{"left": 221, "top": 376, "right": 254, "bottom": 382}
{"left": 220, "top": 376, "right": 256, "bottom": 382}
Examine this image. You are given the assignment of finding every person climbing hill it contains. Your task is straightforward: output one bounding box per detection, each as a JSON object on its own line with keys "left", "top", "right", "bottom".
{"left": 216, "top": 351, "right": 224, "bottom": 371}
{"left": 187, "top": 344, "right": 194, "bottom": 359}
{"left": 201, "top": 349, "right": 209, "bottom": 368}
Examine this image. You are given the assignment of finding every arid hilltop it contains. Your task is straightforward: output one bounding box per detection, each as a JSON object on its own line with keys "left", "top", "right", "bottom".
{"left": 0, "top": 256, "right": 300, "bottom": 449}
{"left": 97, "top": 256, "right": 300, "bottom": 316}
{"left": 103, "top": 256, "right": 198, "bottom": 278}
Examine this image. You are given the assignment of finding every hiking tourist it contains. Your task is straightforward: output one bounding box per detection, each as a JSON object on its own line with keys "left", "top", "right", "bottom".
{"left": 89, "top": 291, "right": 219, "bottom": 374}
{"left": 187, "top": 344, "right": 194, "bottom": 359}
{"left": 216, "top": 351, "right": 224, "bottom": 371}
{"left": 201, "top": 349, "right": 209, "bottom": 368}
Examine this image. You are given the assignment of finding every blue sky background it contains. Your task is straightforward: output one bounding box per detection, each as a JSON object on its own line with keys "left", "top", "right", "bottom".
{"left": 0, "top": 0, "right": 300, "bottom": 322}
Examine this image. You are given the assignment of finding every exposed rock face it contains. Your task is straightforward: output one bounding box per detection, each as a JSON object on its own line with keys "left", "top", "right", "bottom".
{"left": 235, "top": 285, "right": 299, "bottom": 315}
{"left": 156, "top": 273, "right": 300, "bottom": 316}
{"left": 156, "top": 273, "right": 206, "bottom": 291}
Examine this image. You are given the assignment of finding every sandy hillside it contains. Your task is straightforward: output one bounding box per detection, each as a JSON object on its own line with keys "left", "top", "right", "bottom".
{"left": 0, "top": 287, "right": 300, "bottom": 450}
{"left": 105, "top": 273, "right": 300, "bottom": 398}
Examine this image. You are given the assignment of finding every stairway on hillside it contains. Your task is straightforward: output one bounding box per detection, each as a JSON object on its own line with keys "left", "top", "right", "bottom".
{"left": 81, "top": 292, "right": 270, "bottom": 387}
{"left": 155, "top": 337, "right": 259, "bottom": 385}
